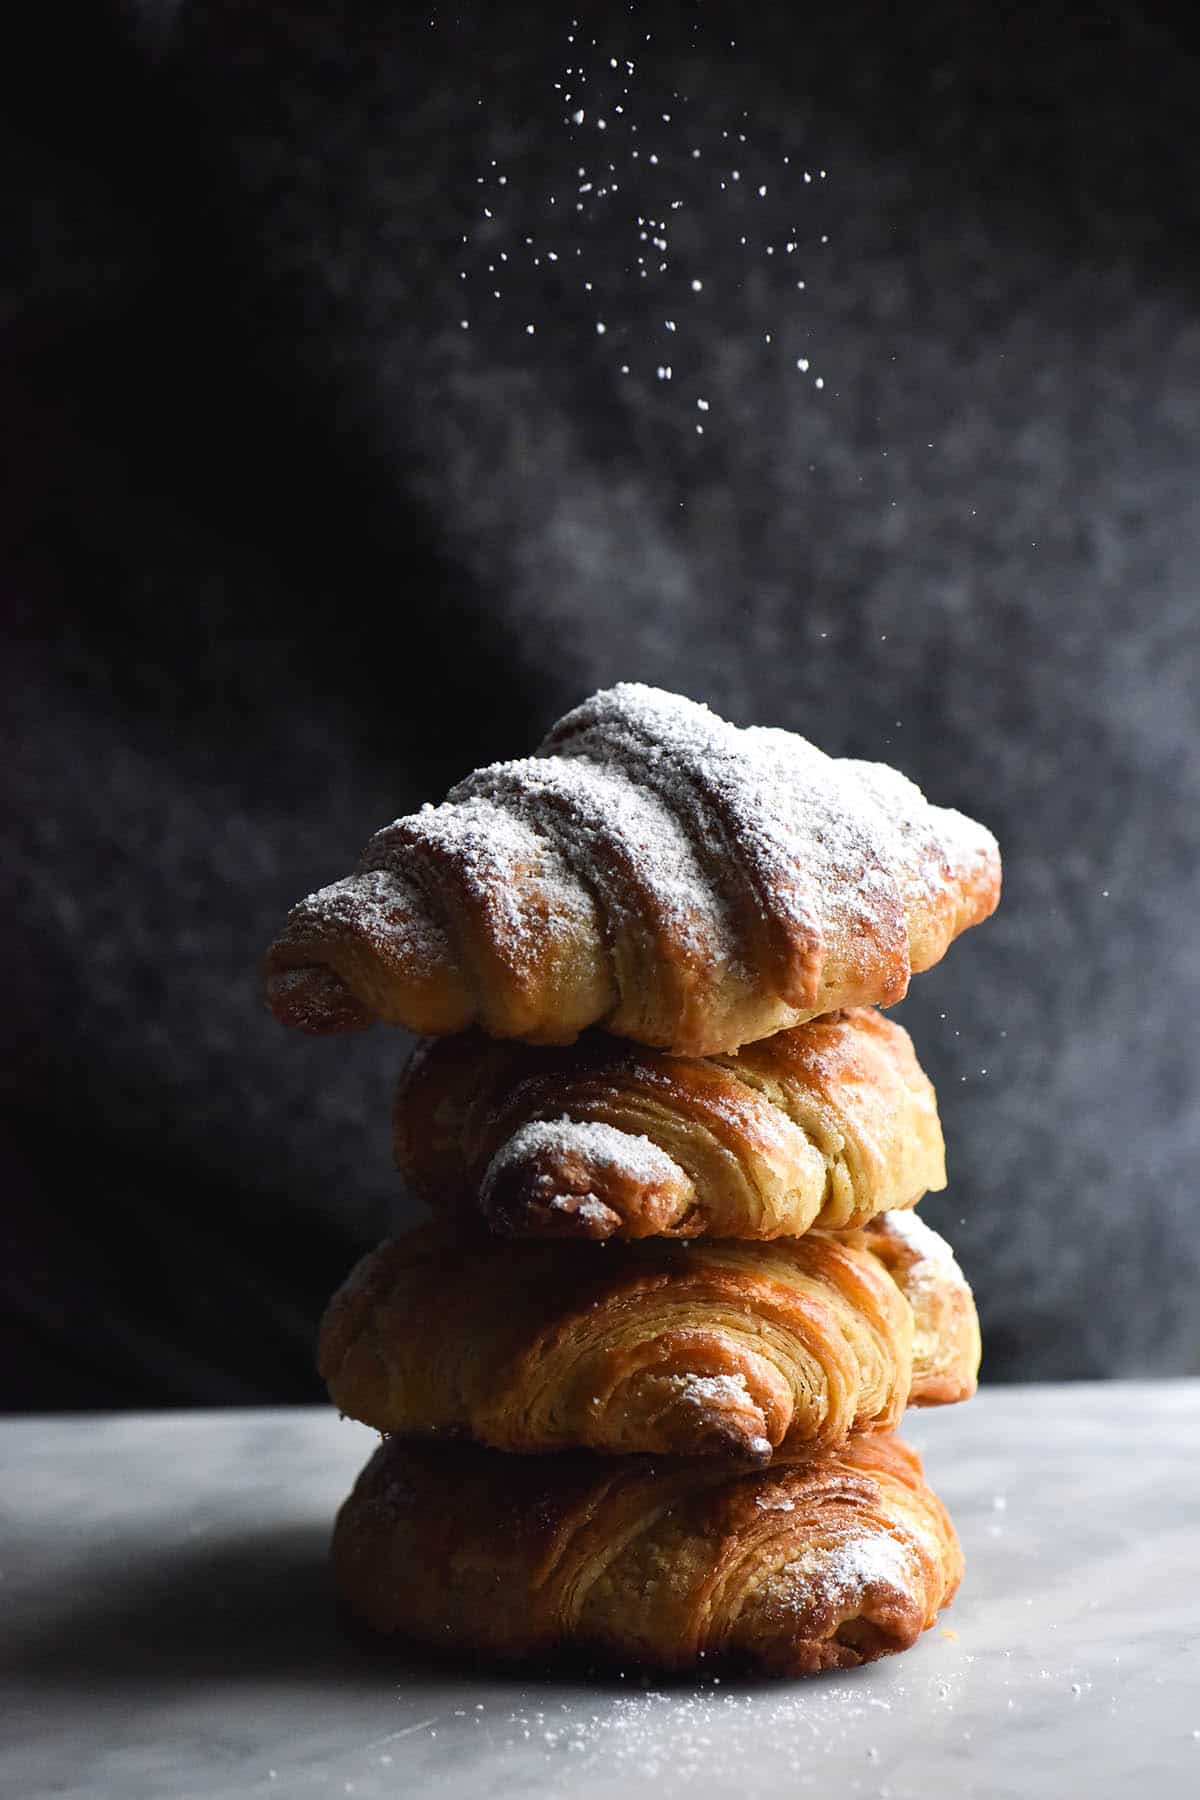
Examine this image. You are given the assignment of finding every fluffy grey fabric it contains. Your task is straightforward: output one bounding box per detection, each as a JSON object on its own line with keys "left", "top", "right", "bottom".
{"left": 3, "top": 2, "right": 1197, "bottom": 1402}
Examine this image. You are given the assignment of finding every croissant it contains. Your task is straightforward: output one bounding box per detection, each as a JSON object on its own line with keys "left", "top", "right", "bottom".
{"left": 396, "top": 1005, "right": 945, "bottom": 1242}
{"left": 333, "top": 1431, "right": 961, "bottom": 1675}
{"left": 265, "top": 684, "right": 1000, "bottom": 1055}
{"left": 318, "top": 1212, "right": 978, "bottom": 1462}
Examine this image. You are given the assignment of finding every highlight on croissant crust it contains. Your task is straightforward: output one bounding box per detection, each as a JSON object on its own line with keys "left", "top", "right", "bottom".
{"left": 333, "top": 1431, "right": 962, "bottom": 1676}
{"left": 264, "top": 683, "right": 1001, "bottom": 1055}
{"left": 318, "top": 1212, "right": 978, "bottom": 1462}
{"left": 395, "top": 1005, "right": 946, "bottom": 1242}
{"left": 848, "top": 1208, "right": 983, "bottom": 1406}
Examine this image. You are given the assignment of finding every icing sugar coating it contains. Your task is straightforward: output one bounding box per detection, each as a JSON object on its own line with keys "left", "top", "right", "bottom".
{"left": 264, "top": 683, "right": 1000, "bottom": 1053}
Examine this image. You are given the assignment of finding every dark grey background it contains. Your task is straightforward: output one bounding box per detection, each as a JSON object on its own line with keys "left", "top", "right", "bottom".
{"left": 3, "top": 1, "right": 1198, "bottom": 1407}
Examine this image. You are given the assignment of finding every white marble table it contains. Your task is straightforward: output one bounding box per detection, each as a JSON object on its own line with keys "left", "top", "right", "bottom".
{"left": 3, "top": 1384, "right": 1198, "bottom": 1799}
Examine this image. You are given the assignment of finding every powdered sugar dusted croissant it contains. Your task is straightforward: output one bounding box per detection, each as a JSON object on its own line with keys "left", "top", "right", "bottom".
{"left": 265, "top": 684, "right": 1000, "bottom": 1055}
{"left": 396, "top": 1006, "right": 945, "bottom": 1241}
{"left": 333, "top": 1431, "right": 962, "bottom": 1675}
{"left": 318, "top": 1212, "right": 978, "bottom": 1462}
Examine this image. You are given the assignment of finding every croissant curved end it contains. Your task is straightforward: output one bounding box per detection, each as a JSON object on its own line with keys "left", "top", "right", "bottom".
{"left": 263, "top": 961, "right": 374, "bottom": 1034}
{"left": 264, "top": 869, "right": 474, "bottom": 1037}
{"left": 479, "top": 1118, "right": 697, "bottom": 1241}
{"left": 863, "top": 1210, "right": 982, "bottom": 1404}
{"left": 622, "top": 1364, "right": 782, "bottom": 1462}
{"left": 945, "top": 816, "right": 1003, "bottom": 939}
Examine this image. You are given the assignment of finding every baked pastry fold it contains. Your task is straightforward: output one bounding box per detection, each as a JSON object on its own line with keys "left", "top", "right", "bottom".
{"left": 319, "top": 1212, "right": 979, "bottom": 1462}
{"left": 333, "top": 1432, "right": 961, "bottom": 1675}
{"left": 265, "top": 684, "right": 1000, "bottom": 1055}
{"left": 395, "top": 1006, "right": 945, "bottom": 1242}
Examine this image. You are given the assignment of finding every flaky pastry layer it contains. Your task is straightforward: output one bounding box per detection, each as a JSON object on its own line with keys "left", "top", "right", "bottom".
{"left": 319, "top": 1212, "right": 979, "bottom": 1461}
{"left": 333, "top": 1432, "right": 962, "bottom": 1676}
{"left": 396, "top": 1006, "right": 946, "bottom": 1241}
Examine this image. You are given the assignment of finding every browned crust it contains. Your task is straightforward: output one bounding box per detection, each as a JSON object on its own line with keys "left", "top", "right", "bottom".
{"left": 858, "top": 1213, "right": 982, "bottom": 1405}
{"left": 318, "top": 1213, "right": 978, "bottom": 1461}
{"left": 263, "top": 685, "right": 1000, "bottom": 1055}
{"left": 332, "top": 1431, "right": 962, "bottom": 1676}
{"left": 394, "top": 1007, "right": 946, "bottom": 1242}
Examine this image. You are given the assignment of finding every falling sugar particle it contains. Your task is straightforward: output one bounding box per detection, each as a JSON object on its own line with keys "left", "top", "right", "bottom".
{"left": 691, "top": 278, "right": 703, "bottom": 291}
{"left": 814, "top": 376, "right": 824, "bottom": 388}
{"left": 525, "top": 324, "right": 535, "bottom": 334}
{"left": 665, "top": 319, "right": 676, "bottom": 331}
{"left": 697, "top": 398, "right": 709, "bottom": 410}
{"left": 596, "top": 321, "right": 606, "bottom": 333}
{"left": 758, "top": 184, "right": 767, "bottom": 196}
{"left": 797, "top": 358, "right": 809, "bottom": 371}
{"left": 572, "top": 109, "right": 584, "bottom": 124}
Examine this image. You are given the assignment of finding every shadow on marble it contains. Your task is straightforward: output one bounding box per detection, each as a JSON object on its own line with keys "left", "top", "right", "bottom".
{"left": 8, "top": 1518, "right": 891, "bottom": 1702}
{"left": 8, "top": 1524, "right": 419, "bottom": 1692}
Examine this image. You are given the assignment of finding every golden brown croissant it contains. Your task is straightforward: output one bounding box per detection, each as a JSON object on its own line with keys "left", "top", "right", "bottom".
{"left": 395, "top": 1006, "right": 946, "bottom": 1241}
{"left": 265, "top": 684, "right": 1000, "bottom": 1054}
{"left": 333, "top": 1431, "right": 962, "bottom": 1675}
{"left": 318, "top": 1212, "right": 978, "bottom": 1462}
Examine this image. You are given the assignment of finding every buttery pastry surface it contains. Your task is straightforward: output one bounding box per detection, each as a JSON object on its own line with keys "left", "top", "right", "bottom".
{"left": 396, "top": 1005, "right": 946, "bottom": 1241}
{"left": 265, "top": 683, "right": 1000, "bottom": 1055}
{"left": 318, "top": 1212, "right": 979, "bottom": 1461}
{"left": 333, "top": 1431, "right": 962, "bottom": 1675}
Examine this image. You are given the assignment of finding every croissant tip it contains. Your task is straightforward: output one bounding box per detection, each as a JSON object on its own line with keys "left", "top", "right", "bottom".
{"left": 485, "top": 1190, "right": 624, "bottom": 1242}
{"left": 264, "top": 961, "right": 374, "bottom": 1034}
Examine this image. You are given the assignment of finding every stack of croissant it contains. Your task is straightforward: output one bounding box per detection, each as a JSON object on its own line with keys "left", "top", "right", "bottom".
{"left": 264, "top": 685, "right": 1000, "bottom": 1677}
